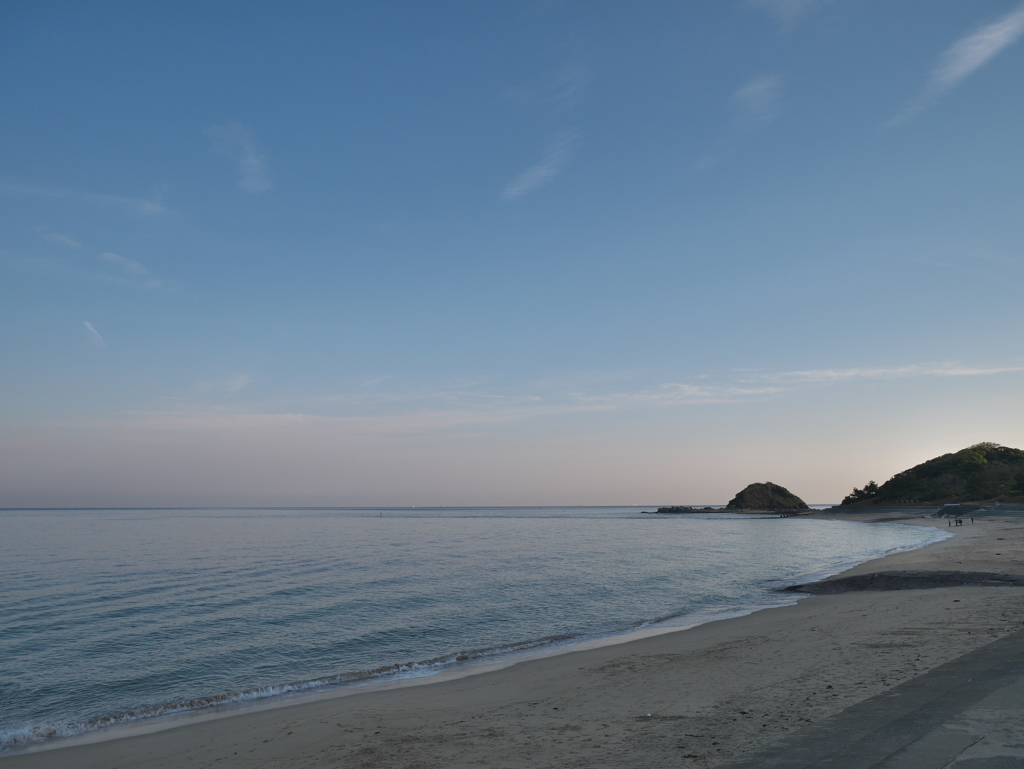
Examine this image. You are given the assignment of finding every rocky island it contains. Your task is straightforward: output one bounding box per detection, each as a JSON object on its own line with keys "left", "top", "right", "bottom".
{"left": 726, "top": 481, "right": 809, "bottom": 512}
{"left": 643, "top": 481, "right": 809, "bottom": 515}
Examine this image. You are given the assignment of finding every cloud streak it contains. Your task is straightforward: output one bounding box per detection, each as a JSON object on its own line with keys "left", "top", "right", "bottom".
{"left": 206, "top": 123, "right": 272, "bottom": 193}
{"left": 0, "top": 182, "right": 166, "bottom": 215}
{"left": 99, "top": 252, "right": 147, "bottom": 276}
{"left": 890, "top": 3, "right": 1024, "bottom": 126}
{"left": 502, "top": 129, "right": 578, "bottom": 200}
{"left": 747, "top": 0, "right": 829, "bottom": 26}
{"left": 59, "top": 358, "right": 1023, "bottom": 440}
{"left": 197, "top": 374, "right": 251, "bottom": 395}
{"left": 734, "top": 74, "right": 784, "bottom": 129}
{"left": 571, "top": 383, "right": 783, "bottom": 408}
{"left": 83, "top": 321, "right": 106, "bottom": 347}
{"left": 551, "top": 60, "right": 591, "bottom": 109}
{"left": 766, "top": 362, "right": 1024, "bottom": 383}
{"left": 42, "top": 233, "right": 82, "bottom": 248}
{"left": 694, "top": 74, "right": 784, "bottom": 169}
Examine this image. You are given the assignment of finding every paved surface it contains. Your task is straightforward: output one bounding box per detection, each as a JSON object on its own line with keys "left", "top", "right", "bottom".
{"left": 716, "top": 627, "right": 1024, "bottom": 769}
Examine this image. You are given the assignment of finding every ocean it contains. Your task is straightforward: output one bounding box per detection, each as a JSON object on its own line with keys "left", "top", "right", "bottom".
{"left": 0, "top": 506, "right": 947, "bottom": 752}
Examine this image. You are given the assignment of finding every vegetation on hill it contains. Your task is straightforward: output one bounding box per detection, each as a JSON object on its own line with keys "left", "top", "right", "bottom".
{"left": 726, "top": 482, "right": 808, "bottom": 510}
{"left": 842, "top": 442, "right": 1024, "bottom": 505}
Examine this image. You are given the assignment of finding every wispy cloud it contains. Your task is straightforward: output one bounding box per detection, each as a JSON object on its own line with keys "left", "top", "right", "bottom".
{"left": 694, "top": 74, "right": 784, "bottom": 169}
{"left": 99, "top": 252, "right": 147, "bottom": 276}
{"left": 503, "top": 58, "right": 592, "bottom": 110}
{"left": 69, "top": 378, "right": 778, "bottom": 439}
{"left": 197, "top": 374, "right": 251, "bottom": 395}
{"left": 99, "top": 377, "right": 782, "bottom": 438}
{"left": 734, "top": 74, "right": 784, "bottom": 129}
{"left": 889, "top": 3, "right": 1024, "bottom": 126}
{"left": 64, "top": 358, "right": 1024, "bottom": 439}
{"left": 0, "top": 182, "right": 166, "bottom": 215}
{"left": 205, "top": 123, "right": 272, "bottom": 194}
{"left": 41, "top": 232, "right": 82, "bottom": 248}
{"left": 747, "top": 0, "right": 829, "bottom": 26}
{"left": 572, "top": 382, "right": 784, "bottom": 408}
{"left": 83, "top": 321, "right": 106, "bottom": 347}
{"left": 3, "top": 244, "right": 164, "bottom": 290}
{"left": 551, "top": 60, "right": 591, "bottom": 109}
{"left": 502, "top": 129, "right": 578, "bottom": 200}
{"left": 766, "top": 362, "right": 1024, "bottom": 383}
{"left": 72, "top": 405, "right": 557, "bottom": 437}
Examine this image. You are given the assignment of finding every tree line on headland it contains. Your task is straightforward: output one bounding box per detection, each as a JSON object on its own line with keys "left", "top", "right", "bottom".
{"left": 649, "top": 442, "right": 1024, "bottom": 514}
{"left": 841, "top": 442, "right": 1024, "bottom": 506}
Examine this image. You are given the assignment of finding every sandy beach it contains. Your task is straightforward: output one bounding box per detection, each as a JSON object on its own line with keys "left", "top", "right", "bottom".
{"left": 5, "top": 511, "right": 1024, "bottom": 769}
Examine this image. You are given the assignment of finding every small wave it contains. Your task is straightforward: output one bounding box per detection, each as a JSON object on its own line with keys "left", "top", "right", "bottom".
{"left": 0, "top": 631, "right": 590, "bottom": 752}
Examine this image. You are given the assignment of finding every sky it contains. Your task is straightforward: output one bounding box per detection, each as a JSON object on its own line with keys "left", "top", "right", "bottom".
{"left": 2, "top": 0, "right": 1023, "bottom": 507}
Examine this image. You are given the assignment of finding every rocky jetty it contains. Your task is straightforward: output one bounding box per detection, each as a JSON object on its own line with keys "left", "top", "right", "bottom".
{"left": 643, "top": 505, "right": 720, "bottom": 515}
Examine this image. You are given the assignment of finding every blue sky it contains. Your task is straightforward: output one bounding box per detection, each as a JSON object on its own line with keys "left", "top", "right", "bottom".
{"left": 2, "top": 0, "right": 1023, "bottom": 507}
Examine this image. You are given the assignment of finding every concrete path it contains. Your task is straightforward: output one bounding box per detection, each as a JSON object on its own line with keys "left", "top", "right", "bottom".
{"left": 716, "top": 627, "right": 1024, "bottom": 769}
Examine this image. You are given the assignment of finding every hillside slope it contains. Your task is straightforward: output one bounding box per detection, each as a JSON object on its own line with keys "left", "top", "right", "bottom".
{"left": 843, "top": 442, "right": 1024, "bottom": 505}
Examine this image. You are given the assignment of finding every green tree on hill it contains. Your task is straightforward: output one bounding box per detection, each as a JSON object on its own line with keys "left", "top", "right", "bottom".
{"left": 842, "top": 480, "right": 879, "bottom": 505}
{"left": 1012, "top": 470, "right": 1024, "bottom": 497}
{"left": 841, "top": 443, "right": 1024, "bottom": 505}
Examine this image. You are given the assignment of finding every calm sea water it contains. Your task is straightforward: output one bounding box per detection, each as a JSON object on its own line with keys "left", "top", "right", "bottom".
{"left": 0, "top": 507, "right": 947, "bottom": 751}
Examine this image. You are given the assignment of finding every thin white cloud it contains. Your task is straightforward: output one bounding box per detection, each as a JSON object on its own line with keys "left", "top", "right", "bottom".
{"left": 572, "top": 383, "right": 783, "bottom": 408}
{"left": 769, "top": 362, "right": 1024, "bottom": 383}
{"left": 551, "top": 60, "right": 591, "bottom": 109}
{"left": 99, "top": 252, "right": 147, "bottom": 276}
{"left": 734, "top": 74, "right": 784, "bottom": 129}
{"left": 83, "top": 321, "right": 106, "bottom": 347}
{"left": 197, "top": 374, "right": 251, "bottom": 395}
{"left": 0, "top": 182, "right": 166, "bottom": 215}
{"left": 91, "top": 380, "right": 776, "bottom": 438}
{"left": 503, "top": 58, "right": 592, "bottom": 109}
{"left": 890, "top": 3, "right": 1024, "bottom": 126}
{"left": 205, "top": 123, "right": 272, "bottom": 194}
{"left": 222, "top": 374, "right": 250, "bottom": 394}
{"left": 42, "top": 232, "right": 82, "bottom": 248}
{"left": 62, "top": 359, "right": 1024, "bottom": 439}
{"left": 694, "top": 74, "right": 785, "bottom": 170}
{"left": 73, "top": 406, "right": 552, "bottom": 437}
{"left": 502, "top": 129, "right": 578, "bottom": 200}
{"left": 747, "top": 0, "right": 829, "bottom": 26}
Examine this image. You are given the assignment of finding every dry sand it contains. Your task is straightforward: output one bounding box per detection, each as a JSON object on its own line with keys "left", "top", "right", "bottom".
{"left": 5, "top": 513, "right": 1024, "bottom": 769}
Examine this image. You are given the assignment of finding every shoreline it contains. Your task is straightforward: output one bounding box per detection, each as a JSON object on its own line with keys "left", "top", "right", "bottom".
{"left": 5, "top": 511, "right": 1024, "bottom": 768}
{"left": 0, "top": 515, "right": 940, "bottom": 756}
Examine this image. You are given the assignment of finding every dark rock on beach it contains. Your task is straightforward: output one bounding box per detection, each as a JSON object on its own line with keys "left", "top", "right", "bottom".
{"left": 783, "top": 570, "right": 1024, "bottom": 594}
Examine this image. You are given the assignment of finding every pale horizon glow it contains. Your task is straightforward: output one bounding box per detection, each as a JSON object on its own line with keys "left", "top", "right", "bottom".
{"left": 1, "top": 2, "right": 1022, "bottom": 508}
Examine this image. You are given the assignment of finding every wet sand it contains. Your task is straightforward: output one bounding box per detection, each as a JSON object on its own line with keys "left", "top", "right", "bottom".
{"left": 5, "top": 512, "right": 1024, "bottom": 769}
